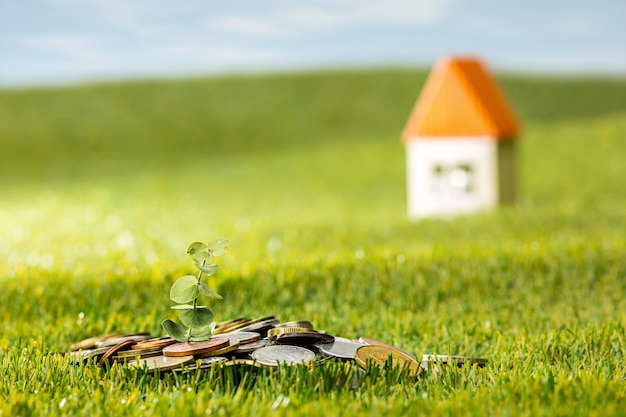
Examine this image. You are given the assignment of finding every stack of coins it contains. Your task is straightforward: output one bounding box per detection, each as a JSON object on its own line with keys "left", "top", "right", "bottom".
{"left": 67, "top": 316, "right": 487, "bottom": 375}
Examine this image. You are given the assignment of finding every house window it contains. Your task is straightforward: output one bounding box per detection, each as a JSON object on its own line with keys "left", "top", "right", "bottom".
{"left": 431, "top": 163, "right": 475, "bottom": 195}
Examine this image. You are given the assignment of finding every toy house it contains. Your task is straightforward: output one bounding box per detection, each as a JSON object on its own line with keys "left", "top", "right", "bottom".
{"left": 402, "top": 57, "right": 521, "bottom": 219}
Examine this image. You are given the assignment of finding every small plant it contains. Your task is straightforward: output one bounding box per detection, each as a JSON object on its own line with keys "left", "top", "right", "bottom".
{"left": 161, "top": 239, "right": 229, "bottom": 342}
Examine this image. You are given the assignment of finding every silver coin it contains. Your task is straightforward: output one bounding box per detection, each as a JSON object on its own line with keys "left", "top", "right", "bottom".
{"left": 333, "top": 336, "right": 366, "bottom": 344}
{"left": 234, "top": 318, "right": 280, "bottom": 333}
{"left": 317, "top": 340, "right": 363, "bottom": 360}
{"left": 186, "top": 356, "right": 227, "bottom": 369}
{"left": 218, "top": 331, "right": 261, "bottom": 344}
{"left": 251, "top": 345, "right": 316, "bottom": 367}
{"left": 69, "top": 346, "right": 110, "bottom": 360}
{"left": 235, "top": 338, "right": 268, "bottom": 354}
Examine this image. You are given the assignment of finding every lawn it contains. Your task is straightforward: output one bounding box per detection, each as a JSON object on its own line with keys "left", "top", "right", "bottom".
{"left": 0, "top": 68, "right": 625, "bottom": 416}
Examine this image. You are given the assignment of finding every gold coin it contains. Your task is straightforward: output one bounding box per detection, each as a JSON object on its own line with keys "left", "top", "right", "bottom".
{"left": 128, "top": 355, "right": 194, "bottom": 372}
{"left": 216, "top": 317, "right": 249, "bottom": 327}
{"left": 114, "top": 345, "right": 164, "bottom": 359}
{"left": 358, "top": 337, "right": 417, "bottom": 360}
{"left": 214, "top": 318, "right": 249, "bottom": 334}
{"left": 267, "top": 327, "right": 312, "bottom": 340}
{"left": 355, "top": 345, "right": 422, "bottom": 377}
{"left": 275, "top": 321, "right": 314, "bottom": 330}
{"left": 217, "top": 316, "right": 275, "bottom": 333}
{"left": 230, "top": 317, "right": 279, "bottom": 334}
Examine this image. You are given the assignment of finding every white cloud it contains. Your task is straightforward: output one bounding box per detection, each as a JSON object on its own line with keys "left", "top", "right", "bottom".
{"left": 553, "top": 14, "right": 600, "bottom": 37}
{"left": 17, "top": 35, "right": 108, "bottom": 62}
{"left": 41, "top": 0, "right": 175, "bottom": 37}
{"left": 349, "top": 0, "right": 453, "bottom": 24}
{"left": 210, "top": 15, "right": 294, "bottom": 38}
{"left": 158, "top": 44, "right": 281, "bottom": 64}
{"left": 208, "top": 0, "right": 453, "bottom": 38}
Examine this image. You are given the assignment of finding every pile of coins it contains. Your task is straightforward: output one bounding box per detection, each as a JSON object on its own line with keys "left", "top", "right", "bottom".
{"left": 68, "top": 316, "right": 487, "bottom": 375}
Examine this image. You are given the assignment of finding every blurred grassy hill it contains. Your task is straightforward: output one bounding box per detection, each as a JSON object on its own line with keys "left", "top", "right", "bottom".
{"left": 1, "top": 68, "right": 625, "bottom": 185}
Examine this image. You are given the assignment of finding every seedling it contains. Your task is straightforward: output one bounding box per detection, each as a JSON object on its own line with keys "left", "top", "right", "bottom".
{"left": 161, "top": 239, "right": 229, "bottom": 342}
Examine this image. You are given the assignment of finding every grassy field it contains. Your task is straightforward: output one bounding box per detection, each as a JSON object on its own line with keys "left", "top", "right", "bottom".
{"left": 1, "top": 68, "right": 625, "bottom": 416}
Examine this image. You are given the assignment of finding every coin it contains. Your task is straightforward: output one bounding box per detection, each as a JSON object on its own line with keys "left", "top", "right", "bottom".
{"left": 69, "top": 346, "right": 111, "bottom": 361}
{"left": 70, "top": 333, "right": 124, "bottom": 351}
{"left": 162, "top": 337, "right": 230, "bottom": 357}
{"left": 216, "top": 317, "right": 249, "bottom": 328}
{"left": 214, "top": 318, "right": 249, "bottom": 334}
{"left": 274, "top": 332, "right": 334, "bottom": 346}
{"left": 224, "top": 358, "right": 262, "bottom": 367}
{"left": 334, "top": 336, "right": 364, "bottom": 344}
{"left": 317, "top": 340, "right": 363, "bottom": 360}
{"left": 358, "top": 337, "right": 417, "bottom": 360}
{"left": 275, "top": 321, "right": 314, "bottom": 330}
{"left": 220, "top": 316, "right": 275, "bottom": 333}
{"left": 234, "top": 338, "right": 268, "bottom": 354}
{"left": 198, "top": 339, "right": 240, "bottom": 358}
{"left": 128, "top": 355, "right": 194, "bottom": 372}
{"left": 114, "top": 345, "right": 164, "bottom": 360}
{"left": 233, "top": 318, "right": 280, "bottom": 335}
{"left": 217, "top": 331, "right": 261, "bottom": 344}
{"left": 251, "top": 345, "right": 316, "bottom": 367}
{"left": 186, "top": 357, "right": 228, "bottom": 370}
{"left": 355, "top": 345, "right": 422, "bottom": 377}
{"left": 268, "top": 327, "right": 312, "bottom": 340}
{"left": 132, "top": 337, "right": 176, "bottom": 350}
{"left": 99, "top": 340, "right": 136, "bottom": 366}
{"left": 421, "top": 354, "right": 488, "bottom": 367}
{"left": 95, "top": 333, "right": 153, "bottom": 348}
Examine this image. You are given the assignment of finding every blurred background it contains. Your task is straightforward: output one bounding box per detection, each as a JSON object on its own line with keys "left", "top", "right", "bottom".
{"left": 1, "top": 0, "right": 625, "bottom": 278}
{"left": 1, "top": 0, "right": 625, "bottom": 87}
{"left": 0, "top": 0, "right": 625, "bottom": 353}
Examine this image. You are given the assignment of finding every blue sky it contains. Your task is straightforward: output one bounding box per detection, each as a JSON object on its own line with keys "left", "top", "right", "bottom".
{"left": 1, "top": 0, "right": 624, "bottom": 86}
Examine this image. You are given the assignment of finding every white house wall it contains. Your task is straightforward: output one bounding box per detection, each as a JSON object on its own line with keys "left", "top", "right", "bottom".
{"left": 406, "top": 137, "right": 498, "bottom": 218}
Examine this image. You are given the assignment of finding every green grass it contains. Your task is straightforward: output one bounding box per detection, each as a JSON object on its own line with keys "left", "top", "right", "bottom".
{"left": 1, "top": 68, "right": 625, "bottom": 416}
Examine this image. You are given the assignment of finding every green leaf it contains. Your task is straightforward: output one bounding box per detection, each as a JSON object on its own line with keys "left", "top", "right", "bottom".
{"left": 179, "top": 307, "right": 214, "bottom": 329}
{"left": 171, "top": 304, "right": 207, "bottom": 310}
{"left": 170, "top": 304, "right": 203, "bottom": 310}
{"left": 170, "top": 275, "right": 199, "bottom": 304}
{"left": 194, "top": 261, "right": 219, "bottom": 275}
{"left": 206, "top": 238, "right": 230, "bottom": 257}
{"left": 187, "top": 242, "right": 214, "bottom": 263}
{"left": 189, "top": 322, "right": 216, "bottom": 341}
{"left": 161, "top": 319, "right": 189, "bottom": 342}
{"left": 198, "top": 282, "right": 223, "bottom": 299}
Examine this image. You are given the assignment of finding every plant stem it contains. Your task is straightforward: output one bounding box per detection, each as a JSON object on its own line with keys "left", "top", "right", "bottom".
{"left": 193, "top": 261, "right": 205, "bottom": 310}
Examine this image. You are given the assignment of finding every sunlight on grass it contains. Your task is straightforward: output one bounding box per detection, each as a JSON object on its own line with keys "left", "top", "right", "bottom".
{"left": 0, "top": 70, "right": 625, "bottom": 416}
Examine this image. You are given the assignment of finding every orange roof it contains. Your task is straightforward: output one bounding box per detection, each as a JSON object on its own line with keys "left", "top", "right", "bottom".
{"left": 402, "top": 57, "right": 520, "bottom": 141}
